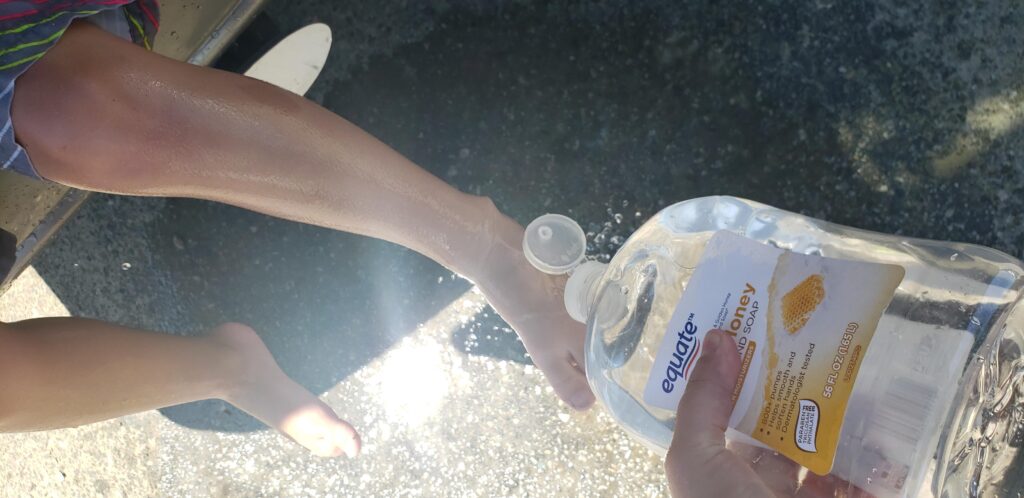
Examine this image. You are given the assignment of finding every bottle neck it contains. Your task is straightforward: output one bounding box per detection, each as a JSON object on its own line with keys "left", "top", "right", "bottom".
{"left": 564, "top": 261, "right": 609, "bottom": 323}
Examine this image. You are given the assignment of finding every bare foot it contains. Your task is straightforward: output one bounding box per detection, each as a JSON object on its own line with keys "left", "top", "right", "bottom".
{"left": 472, "top": 214, "right": 596, "bottom": 411}
{"left": 209, "top": 323, "right": 361, "bottom": 457}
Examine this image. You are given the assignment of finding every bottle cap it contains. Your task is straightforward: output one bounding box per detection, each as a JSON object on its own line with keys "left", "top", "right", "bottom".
{"left": 522, "top": 214, "right": 587, "bottom": 275}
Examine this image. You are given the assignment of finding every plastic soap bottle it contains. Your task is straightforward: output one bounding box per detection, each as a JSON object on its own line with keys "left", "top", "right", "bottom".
{"left": 523, "top": 196, "right": 1024, "bottom": 498}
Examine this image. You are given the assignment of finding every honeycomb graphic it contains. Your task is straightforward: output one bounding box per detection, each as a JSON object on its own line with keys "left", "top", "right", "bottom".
{"left": 781, "top": 274, "right": 825, "bottom": 334}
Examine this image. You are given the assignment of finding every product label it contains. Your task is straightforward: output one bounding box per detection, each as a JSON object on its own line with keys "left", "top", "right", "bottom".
{"left": 643, "top": 231, "right": 905, "bottom": 475}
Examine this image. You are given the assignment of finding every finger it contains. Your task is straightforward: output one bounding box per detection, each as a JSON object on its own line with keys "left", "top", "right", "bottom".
{"left": 566, "top": 322, "right": 587, "bottom": 374}
{"left": 311, "top": 417, "right": 362, "bottom": 458}
{"left": 670, "top": 329, "right": 742, "bottom": 455}
{"left": 665, "top": 331, "right": 775, "bottom": 498}
{"left": 277, "top": 400, "right": 362, "bottom": 458}
{"left": 334, "top": 418, "right": 362, "bottom": 458}
{"left": 534, "top": 352, "right": 596, "bottom": 411}
{"left": 730, "top": 443, "right": 801, "bottom": 496}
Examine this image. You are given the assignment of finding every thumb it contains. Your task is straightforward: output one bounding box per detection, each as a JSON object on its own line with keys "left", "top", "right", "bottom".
{"left": 669, "top": 329, "right": 742, "bottom": 455}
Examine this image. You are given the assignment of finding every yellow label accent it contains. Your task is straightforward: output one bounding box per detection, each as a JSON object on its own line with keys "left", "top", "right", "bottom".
{"left": 751, "top": 255, "right": 904, "bottom": 475}
{"left": 732, "top": 340, "right": 756, "bottom": 403}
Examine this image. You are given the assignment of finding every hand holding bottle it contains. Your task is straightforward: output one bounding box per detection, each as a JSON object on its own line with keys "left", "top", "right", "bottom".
{"left": 665, "top": 330, "right": 871, "bottom": 498}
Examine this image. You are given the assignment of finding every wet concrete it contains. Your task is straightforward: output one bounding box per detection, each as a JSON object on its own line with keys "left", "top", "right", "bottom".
{"left": 3, "top": 0, "right": 1024, "bottom": 496}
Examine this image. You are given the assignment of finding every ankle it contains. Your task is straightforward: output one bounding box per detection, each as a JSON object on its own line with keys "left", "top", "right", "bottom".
{"left": 205, "top": 322, "right": 266, "bottom": 401}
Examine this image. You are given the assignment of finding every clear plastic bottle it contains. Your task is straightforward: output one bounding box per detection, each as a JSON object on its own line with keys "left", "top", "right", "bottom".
{"left": 523, "top": 196, "right": 1024, "bottom": 497}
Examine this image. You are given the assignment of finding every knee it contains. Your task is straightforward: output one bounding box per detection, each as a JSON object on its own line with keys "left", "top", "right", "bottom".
{"left": 10, "top": 23, "right": 167, "bottom": 192}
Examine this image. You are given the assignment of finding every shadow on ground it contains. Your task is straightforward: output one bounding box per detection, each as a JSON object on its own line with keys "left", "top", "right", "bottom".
{"left": 29, "top": 0, "right": 1024, "bottom": 434}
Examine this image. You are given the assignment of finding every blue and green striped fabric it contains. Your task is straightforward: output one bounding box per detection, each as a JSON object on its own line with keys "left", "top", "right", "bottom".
{"left": 0, "top": 0, "right": 159, "bottom": 179}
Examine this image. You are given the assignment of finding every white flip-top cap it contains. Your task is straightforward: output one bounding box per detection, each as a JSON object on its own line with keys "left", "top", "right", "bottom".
{"left": 523, "top": 214, "right": 587, "bottom": 275}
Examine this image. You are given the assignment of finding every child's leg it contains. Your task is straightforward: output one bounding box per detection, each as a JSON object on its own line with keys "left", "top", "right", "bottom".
{"left": 0, "top": 319, "right": 359, "bottom": 457}
{"left": 12, "top": 22, "right": 593, "bottom": 409}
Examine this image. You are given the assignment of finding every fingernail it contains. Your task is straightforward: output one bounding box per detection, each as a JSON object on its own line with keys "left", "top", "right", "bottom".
{"left": 704, "top": 329, "right": 722, "bottom": 354}
{"left": 570, "top": 391, "right": 595, "bottom": 410}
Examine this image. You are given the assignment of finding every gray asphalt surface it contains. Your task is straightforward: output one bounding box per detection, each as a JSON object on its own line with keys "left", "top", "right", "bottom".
{"left": 3, "top": 0, "right": 1024, "bottom": 496}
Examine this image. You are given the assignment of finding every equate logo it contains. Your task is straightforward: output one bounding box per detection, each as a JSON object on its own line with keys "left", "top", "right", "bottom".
{"left": 661, "top": 313, "right": 700, "bottom": 393}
